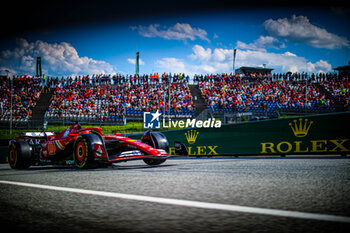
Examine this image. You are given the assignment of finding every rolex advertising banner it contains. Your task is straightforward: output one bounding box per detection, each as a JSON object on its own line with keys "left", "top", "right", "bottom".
{"left": 161, "top": 112, "right": 350, "bottom": 156}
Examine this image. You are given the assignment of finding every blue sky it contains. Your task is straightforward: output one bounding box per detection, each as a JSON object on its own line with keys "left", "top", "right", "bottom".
{"left": 0, "top": 7, "right": 349, "bottom": 77}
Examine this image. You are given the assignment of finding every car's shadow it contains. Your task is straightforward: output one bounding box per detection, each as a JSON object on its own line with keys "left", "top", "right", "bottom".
{"left": 0, "top": 163, "right": 178, "bottom": 176}
{"left": 110, "top": 163, "right": 177, "bottom": 170}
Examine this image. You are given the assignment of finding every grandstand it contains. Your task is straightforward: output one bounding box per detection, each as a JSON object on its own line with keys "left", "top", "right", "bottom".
{"left": 0, "top": 75, "right": 43, "bottom": 126}
{"left": 0, "top": 71, "right": 349, "bottom": 128}
{"left": 44, "top": 73, "right": 195, "bottom": 125}
{"left": 198, "top": 74, "right": 342, "bottom": 118}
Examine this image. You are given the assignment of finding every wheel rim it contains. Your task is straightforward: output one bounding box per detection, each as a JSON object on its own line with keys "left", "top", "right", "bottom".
{"left": 75, "top": 141, "right": 86, "bottom": 162}
{"left": 9, "top": 147, "right": 17, "bottom": 165}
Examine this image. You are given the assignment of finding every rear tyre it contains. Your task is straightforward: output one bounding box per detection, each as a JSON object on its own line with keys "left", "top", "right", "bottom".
{"left": 8, "top": 141, "right": 33, "bottom": 169}
{"left": 143, "top": 132, "right": 169, "bottom": 166}
{"left": 73, "top": 134, "right": 100, "bottom": 169}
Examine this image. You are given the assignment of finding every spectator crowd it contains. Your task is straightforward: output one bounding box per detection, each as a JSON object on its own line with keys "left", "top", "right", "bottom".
{"left": 0, "top": 71, "right": 349, "bottom": 125}
{"left": 197, "top": 72, "right": 349, "bottom": 114}
{"left": 0, "top": 75, "right": 42, "bottom": 122}
{"left": 46, "top": 73, "right": 194, "bottom": 122}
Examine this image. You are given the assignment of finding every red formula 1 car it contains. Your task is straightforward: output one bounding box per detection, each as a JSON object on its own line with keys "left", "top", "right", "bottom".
{"left": 8, "top": 123, "right": 188, "bottom": 169}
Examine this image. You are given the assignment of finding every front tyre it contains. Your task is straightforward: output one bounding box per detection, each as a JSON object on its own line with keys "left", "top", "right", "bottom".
{"left": 8, "top": 141, "right": 33, "bottom": 169}
{"left": 143, "top": 132, "right": 168, "bottom": 166}
{"left": 143, "top": 158, "right": 167, "bottom": 165}
{"left": 73, "top": 134, "right": 100, "bottom": 169}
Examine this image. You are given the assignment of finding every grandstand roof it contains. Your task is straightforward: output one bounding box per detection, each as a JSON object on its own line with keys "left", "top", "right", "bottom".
{"left": 334, "top": 62, "right": 350, "bottom": 73}
{"left": 235, "top": 66, "right": 274, "bottom": 75}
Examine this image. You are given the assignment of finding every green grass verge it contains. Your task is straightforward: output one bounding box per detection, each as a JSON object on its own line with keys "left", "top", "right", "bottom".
{"left": 0, "top": 122, "right": 143, "bottom": 139}
{"left": 0, "top": 120, "right": 194, "bottom": 139}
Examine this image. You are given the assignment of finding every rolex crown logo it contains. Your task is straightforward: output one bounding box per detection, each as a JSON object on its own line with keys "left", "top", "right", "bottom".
{"left": 185, "top": 129, "right": 199, "bottom": 144}
{"left": 289, "top": 118, "right": 313, "bottom": 137}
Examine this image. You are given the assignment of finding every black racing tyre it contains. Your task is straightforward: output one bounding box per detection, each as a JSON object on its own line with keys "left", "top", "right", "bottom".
{"left": 143, "top": 132, "right": 169, "bottom": 166}
{"left": 8, "top": 141, "right": 33, "bottom": 169}
{"left": 151, "top": 132, "right": 169, "bottom": 153}
{"left": 73, "top": 134, "right": 101, "bottom": 169}
{"left": 143, "top": 158, "right": 167, "bottom": 166}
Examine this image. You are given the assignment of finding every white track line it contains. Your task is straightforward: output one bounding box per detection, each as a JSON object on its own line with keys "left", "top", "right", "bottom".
{"left": 1, "top": 180, "right": 350, "bottom": 224}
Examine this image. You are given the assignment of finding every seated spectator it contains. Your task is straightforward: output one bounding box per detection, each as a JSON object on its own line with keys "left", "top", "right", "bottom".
{"left": 0, "top": 75, "right": 42, "bottom": 120}
{"left": 199, "top": 72, "right": 343, "bottom": 114}
{"left": 46, "top": 73, "right": 195, "bottom": 122}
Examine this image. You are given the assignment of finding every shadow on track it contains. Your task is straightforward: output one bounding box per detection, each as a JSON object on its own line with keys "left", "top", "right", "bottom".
{"left": 110, "top": 164, "right": 177, "bottom": 170}
{"left": 0, "top": 163, "right": 179, "bottom": 177}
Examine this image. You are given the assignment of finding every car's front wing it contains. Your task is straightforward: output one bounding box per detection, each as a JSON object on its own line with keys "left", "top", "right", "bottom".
{"left": 106, "top": 149, "right": 169, "bottom": 163}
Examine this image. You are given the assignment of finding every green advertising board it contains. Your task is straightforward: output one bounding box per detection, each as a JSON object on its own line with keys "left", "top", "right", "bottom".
{"left": 0, "top": 112, "right": 348, "bottom": 163}
{"left": 159, "top": 112, "right": 350, "bottom": 156}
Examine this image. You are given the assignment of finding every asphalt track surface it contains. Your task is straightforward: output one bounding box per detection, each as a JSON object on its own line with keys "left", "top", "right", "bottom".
{"left": 0, "top": 156, "right": 350, "bottom": 233}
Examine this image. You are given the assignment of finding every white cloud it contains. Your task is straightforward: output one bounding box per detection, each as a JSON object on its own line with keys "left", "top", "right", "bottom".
{"left": 155, "top": 58, "right": 187, "bottom": 73}
{"left": 236, "top": 36, "right": 286, "bottom": 51}
{"left": 189, "top": 45, "right": 212, "bottom": 61}
{"left": 157, "top": 45, "right": 333, "bottom": 75}
{"left": 213, "top": 48, "right": 227, "bottom": 62}
{"left": 0, "top": 38, "right": 116, "bottom": 76}
{"left": 283, "top": 51, "right": 297, "bottom": 57}
{"left": 263, "top": 15, "right": 349, "bottom": 49}
{"left": 198, "top": 64, "right": 216, "bottom": 74}
{"left": 235, "top": 49, "right": 332, "bottom": 74}
{"left": 131, "top": 23, "right": 210, "bottom": 42}
{"left": 307, "top": 60, "right": 332, "bottom": 73}
{"left": 155, "top": 57, "right": 222, "bottom": 76}
{"left": 127, "top": 58, "right": 145, "bottom": 65}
